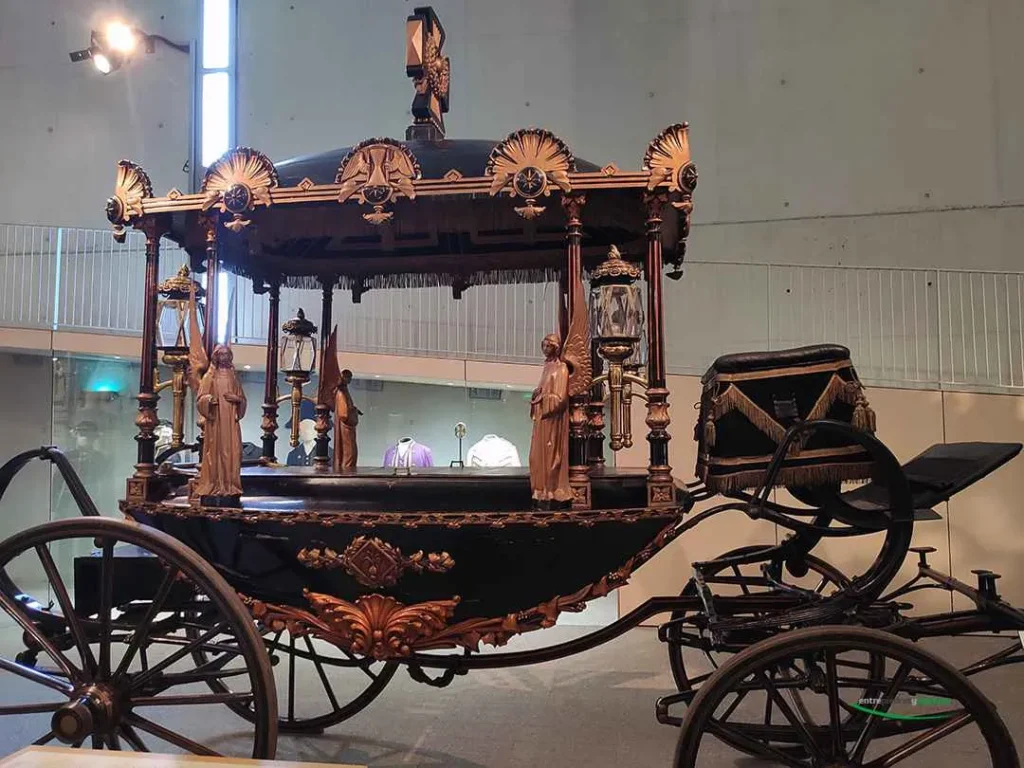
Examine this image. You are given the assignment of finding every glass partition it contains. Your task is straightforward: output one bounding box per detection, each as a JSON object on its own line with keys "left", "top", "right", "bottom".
{"left": 0, "top": 348, "right": 618, "bottom": 637}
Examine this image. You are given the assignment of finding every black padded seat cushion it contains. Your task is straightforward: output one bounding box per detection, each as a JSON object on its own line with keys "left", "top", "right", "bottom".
{"left": 841, "top": 442, "right": 1022, "bottom": 513}
{"left": 704, "top": 344, "right": 853, "bottom": 379}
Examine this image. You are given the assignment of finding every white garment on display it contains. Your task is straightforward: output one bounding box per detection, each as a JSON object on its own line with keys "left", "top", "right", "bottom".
{"left": 396, "top": 437, "right": 413, "bottom": 466}
{"left": 466, "top": 434, "right": 522, "bottom": 468}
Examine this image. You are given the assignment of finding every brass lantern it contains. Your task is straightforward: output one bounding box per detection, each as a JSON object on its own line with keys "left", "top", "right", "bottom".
{"left": 279, "top": 309, "right": 318, "bottom": 447}
{"left": 154, "top": 265, "right": 204, "bottom": 454}
{"left": 157, "top": 264, "right": 204, "bottom": 356}
{"left": 591, "top": 246, "right": 647, "bottom": 451}
{"left": 280, "top": 308, "right": 317, "bottom": 376}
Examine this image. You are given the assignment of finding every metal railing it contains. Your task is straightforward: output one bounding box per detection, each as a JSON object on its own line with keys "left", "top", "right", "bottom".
{"left": 1, "top": 223, "right": 1022, "bottom": 392}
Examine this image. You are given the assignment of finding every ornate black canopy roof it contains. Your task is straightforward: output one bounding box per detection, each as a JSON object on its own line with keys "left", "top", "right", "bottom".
{"left": 106, "top": 7, "right": 696, "bottom": 294}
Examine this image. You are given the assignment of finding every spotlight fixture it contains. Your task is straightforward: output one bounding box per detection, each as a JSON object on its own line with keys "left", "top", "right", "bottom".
{"left": 69, "top": 20, "right": 189, "bottom": 75}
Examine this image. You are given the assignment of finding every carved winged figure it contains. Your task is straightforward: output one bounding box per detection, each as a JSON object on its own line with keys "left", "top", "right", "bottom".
{"left": 528, "top": 279, "right": 591, "bottom": 506}
{"left": 318, "top": 326, "right": 359, "bottom": 470}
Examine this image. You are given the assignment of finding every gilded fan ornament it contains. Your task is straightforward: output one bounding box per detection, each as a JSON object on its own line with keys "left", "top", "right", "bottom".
{"left": 643, "top": 123, "right": 697, "bottom": 194}
{"left": 201, "top": 147, "right": 280, "bottom": 233}
{"left": 335, "top": 138, "right": 422, "bottom": 225}
{"left": 106, "top": 160, "right": 153, "bottom": 242}
{"left": 486, "top": 128, "right": 576, "bottom": 219}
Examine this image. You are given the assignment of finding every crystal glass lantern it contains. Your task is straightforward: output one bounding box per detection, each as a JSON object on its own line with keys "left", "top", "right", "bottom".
{"left": 280, "top": 308, "right": 317, "bottom": 376}
{"left": 590, "top": 245, "right": 643, "bottom": 347}
{"left": 156, "top": 265, "right": 203, "bottom": 354}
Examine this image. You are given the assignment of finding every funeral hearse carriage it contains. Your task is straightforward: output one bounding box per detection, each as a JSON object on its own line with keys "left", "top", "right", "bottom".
{"left": 0, "top": 8, "right": 1022, "bottom": 766}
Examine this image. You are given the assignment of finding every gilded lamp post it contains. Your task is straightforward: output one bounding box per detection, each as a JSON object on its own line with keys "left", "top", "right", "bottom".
{"left": 154, "top": 264, "right": 204, "bottom": 456}
{"left": 590, "top": 246, "right": 647, "bottom": 452}
{"left": 279, "top": 309, "right": 318, "bottom": 448}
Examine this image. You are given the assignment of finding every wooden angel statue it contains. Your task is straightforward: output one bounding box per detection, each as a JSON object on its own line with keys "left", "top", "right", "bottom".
{"left": 529, "top": 280, "right": 591, "bottom": 508}
{"left": 195, "top": 344, "right": 247, "bottom": 500}
{"left": 319, "top": 327, "right": 361, "bottom": 470}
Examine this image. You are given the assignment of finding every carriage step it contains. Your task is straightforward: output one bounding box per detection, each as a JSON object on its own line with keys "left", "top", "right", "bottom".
{"left": 910, "top": 546, "right": 937, "bottom": 566}
{"left": 971, "top": 569, "right": 1002, "bottom": 599}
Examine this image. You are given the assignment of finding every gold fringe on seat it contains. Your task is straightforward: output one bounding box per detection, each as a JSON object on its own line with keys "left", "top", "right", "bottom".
{"left": 700, "top": 460, "right": 877, "bottom": 495}
{"left": 709, "top": 385, "right": 787, "bottom": 444}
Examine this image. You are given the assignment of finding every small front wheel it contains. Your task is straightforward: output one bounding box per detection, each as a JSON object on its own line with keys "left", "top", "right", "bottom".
{"left": 675, "top": 625, "right": 1019, "bottom": 767}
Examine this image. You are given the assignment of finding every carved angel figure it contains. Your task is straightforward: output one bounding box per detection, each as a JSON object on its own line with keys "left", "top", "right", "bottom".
{"left": 529, "top": 333, "right": 572, "bottom": 505}
{"left": 195, "top": 345, "right": 247, "bottom": 498}
{"left": 528, "top": 277, "right": 591, "bottom": 507}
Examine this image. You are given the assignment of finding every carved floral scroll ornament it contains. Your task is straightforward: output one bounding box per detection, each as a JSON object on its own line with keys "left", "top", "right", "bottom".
{"left": 201, "top": 147, "right": 280, "bottom": 232}
{"left": 297, "top": 536, "right": 454, "bottom": 589}
{"left": 486, "top": 128, "right": 576, "bottom": 219}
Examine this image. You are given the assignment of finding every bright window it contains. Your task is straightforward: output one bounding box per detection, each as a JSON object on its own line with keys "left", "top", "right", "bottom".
{"left": 199, "top": 0, "right": 234, "bottom": 168}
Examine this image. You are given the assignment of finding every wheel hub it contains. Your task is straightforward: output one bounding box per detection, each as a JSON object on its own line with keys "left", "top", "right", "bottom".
{"left": 51, "top": 685, "right": 117, "bottom": 744}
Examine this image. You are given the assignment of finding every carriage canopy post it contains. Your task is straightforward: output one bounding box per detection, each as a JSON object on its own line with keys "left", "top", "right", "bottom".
{"left": 133, "top": 216, "right": 164, "bottom": 484}
{"left": 643, "top": 191, "right": 672, "bottom": 506}
{"left": 314, "top": 278, "right": 335, "bottom": 469}
{"left": 261, "top": 281, "right": 281, "bottom": 462}
{"left": 202, "top": 215, "right": 220, "bottom": 359}
{"left": 563, "top": 193, "right": 591, "bottom": 508}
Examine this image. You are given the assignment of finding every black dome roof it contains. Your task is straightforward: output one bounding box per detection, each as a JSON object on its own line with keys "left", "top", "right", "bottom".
{"left": 273, "top": 138, "right": 602, "bottom": 186}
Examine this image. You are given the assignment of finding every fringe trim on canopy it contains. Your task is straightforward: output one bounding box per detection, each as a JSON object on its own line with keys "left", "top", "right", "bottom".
{"left": 260, "top": 268, "right": 564, "bottom": 292}
{"left": 698, "top": 461, "right": 877, "bottom": 495}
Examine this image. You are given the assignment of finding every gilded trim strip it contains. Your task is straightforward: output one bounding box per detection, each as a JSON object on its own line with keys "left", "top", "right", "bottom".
{"left": 120, "top": 500, "right": 685, "bottom": 529}
{"left": 708, "top": 359, "right": 854, "bottom": 383}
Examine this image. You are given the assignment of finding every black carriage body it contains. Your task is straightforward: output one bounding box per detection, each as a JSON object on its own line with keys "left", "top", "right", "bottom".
{"left": 120, "top": 467, "right": 687, "bottom": 653}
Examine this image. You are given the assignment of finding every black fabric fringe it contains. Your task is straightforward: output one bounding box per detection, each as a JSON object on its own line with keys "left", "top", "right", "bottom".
{"left": 256, "top": 268, "right": 564, "bottom": 292}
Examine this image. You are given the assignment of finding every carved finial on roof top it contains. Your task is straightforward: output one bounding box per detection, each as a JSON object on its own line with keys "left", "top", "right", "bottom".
{"left": 405, "top": 7, "right": 449, "bottom": 141}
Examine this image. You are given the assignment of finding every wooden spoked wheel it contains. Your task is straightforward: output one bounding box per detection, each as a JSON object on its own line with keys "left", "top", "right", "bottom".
{"left": 193, "top": 624, "right": 397, "bottom": 734}
{"left": 675, "top": 626, "right": 1019, "bottom": 767}
{"left": 0, "top": 518, "right": 277, "bottom": 757}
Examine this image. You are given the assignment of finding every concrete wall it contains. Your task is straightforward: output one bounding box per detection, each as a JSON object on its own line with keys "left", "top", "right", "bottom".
{"left": 0, "top": 0, "right": 195, "bottom": 228}
{"left": 238, "top": 0, "right": 1024, "bottom": 271}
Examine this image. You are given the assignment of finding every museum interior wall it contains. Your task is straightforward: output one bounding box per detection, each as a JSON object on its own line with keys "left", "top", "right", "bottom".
{"left": 1, "top": 0, "right": 1024, "bottom": 620}
{"left": 4, "top": 0, "right": 1022, "bottom": 264}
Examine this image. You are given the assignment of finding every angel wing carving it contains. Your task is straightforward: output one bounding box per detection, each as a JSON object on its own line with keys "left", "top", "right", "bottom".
{"left": 336, "top": 152, "right": 368, "bottom": 203}
{"left": 561, "top": 277, "right": 592, "bottom": 397}
{"left": 317, "top": 325, "right": 343, "bottom": 408}
{"left": 186, "top": 282, "right": 208, "bottom": 396}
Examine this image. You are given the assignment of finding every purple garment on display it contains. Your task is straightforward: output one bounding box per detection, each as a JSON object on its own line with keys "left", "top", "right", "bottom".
{"left": 382, "top": 439, "right": 434, "bottom": 468}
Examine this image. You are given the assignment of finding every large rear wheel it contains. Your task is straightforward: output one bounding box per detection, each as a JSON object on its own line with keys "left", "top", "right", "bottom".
{"left": 0, "top": 517, "right": 277, "bottom": 757}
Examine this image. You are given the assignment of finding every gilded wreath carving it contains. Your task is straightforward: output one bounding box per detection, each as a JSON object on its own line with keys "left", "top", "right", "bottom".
{"left": 486, "top": 128, "right": 576, "bottom": 220}
{"left": 643, "top": 123, "right": 697, "bottom": 196}
{"left": 335, "top": 138, "right": 422, "bottom": 225}
{"left": 107, "top": 160, "right": 153, "bottom": 242}
{"left": 201, "top": 147, "right": 280, "bottom": 233}
{"left": 297, "top": 536, "right": 455, "bottom": 589}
